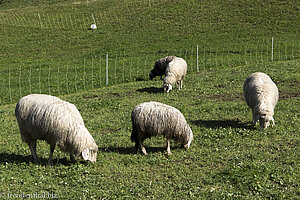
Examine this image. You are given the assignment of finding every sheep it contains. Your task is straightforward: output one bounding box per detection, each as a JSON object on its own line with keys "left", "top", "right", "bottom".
{"left": 15, "top": 94, "right": 98, "bottom": 165}
{"left": 131, "top": 101, "right": 193, "bottom": 155}
{"left": 149, "top": 56, "right": 176, "bottom": 80}
{"left": 163, "top": 57, "right": 187, "bottom": 93}
{"left": 243, "top": 72, "right": 279, "bottom": 129}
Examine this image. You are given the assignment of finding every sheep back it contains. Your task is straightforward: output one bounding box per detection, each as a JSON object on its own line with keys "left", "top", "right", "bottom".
{"left": 15, "top": 94, "right": 98, "bottom": 158}
{"left": 163, "top": 57, "right": 187, "bottom": 92}
{"left": 131, "top": 101, "right": 193, "bottom": 146}
{"left": 149, "top": 56, "right": 176, "bottom": 80}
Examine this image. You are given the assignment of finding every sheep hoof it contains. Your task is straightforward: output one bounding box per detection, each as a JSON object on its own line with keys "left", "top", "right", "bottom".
{"left": 32, "top": 159, "right": 40, "bottom": 164}
{"left": 70, "top": 154, "right": 77, "bottom": 163}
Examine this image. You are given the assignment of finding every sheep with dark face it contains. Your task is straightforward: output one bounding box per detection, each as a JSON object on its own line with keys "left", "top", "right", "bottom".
{"left": 131, "top": 101, "right": 193, "bottom": 155}
{"left": 243, "top": 72, "right": 279, "bottom": 129}
{"left": 15, "top": 94, "right": 98, "bottom": 165}
{"left": 163, "top": 57, "right": 187, "bottom": 93}
{"left": 149, "top": 56, "right": 176, "bottom": 80}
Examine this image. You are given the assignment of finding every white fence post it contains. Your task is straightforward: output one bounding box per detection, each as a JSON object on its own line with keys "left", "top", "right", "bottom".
{"left": 197, "top": 45, "right": 199, "bottom": 72}
{"left": 271, "top": 37, "right": 274, "bottom": 62}
{"left": 37, "top": 12, "right": 42, "bottom": 28}
{"left": 106, "top": 54, "right": 108, "bottom": 85}
{"left": 92, "top": 14, "right": 96, "bottom": 25}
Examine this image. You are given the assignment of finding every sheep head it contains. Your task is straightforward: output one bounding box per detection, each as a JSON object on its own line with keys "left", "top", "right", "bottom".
{"left": 163, "top": 83, "right": 172, "bottom": 93}
{"left": 259, "top": 114, "right": 274, "bottom": 129}
{"left": 182, "top": 127, "right": 193, "bottom": 150}
{"left": 82, "top": 147, "right": 98, "bottom": 162}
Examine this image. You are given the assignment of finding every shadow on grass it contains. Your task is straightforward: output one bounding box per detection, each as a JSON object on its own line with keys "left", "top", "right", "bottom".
{"left": 0, "top": 153, "right": 86, "bottom": 166}
{"left": 137, "top": 87, "right": 163, "bottom": 94}
{"left": 191, "top": 119, "right": 254, "bottom": 129}
{"left": 98, "top": 146, "right": 181, "bottom": 155}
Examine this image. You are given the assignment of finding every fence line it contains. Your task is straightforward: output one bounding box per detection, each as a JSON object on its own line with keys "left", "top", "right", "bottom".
{"left": 1, "top": 38, "right": 299, "bottom": 105}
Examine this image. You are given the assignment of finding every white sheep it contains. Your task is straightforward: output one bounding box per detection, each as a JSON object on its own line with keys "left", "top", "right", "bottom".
{"left": 243, "top": 72, "right": 279, "bottom": 129}
{"left": 163, "top": 57, "right": 187, "bottom": 93}
{"left": 149, "top": 56, "right": 176, "bottom": 80}
{"left": 15, "top": 94, "right": 98, "bottom": 164}
{"left": 131, "top": 101, "right": 193, "bottom": 155}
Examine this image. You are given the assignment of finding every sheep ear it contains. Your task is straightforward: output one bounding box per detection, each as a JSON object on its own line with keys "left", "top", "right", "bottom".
{"left": 82, "top": 148, "right": 90, "bottom": 161}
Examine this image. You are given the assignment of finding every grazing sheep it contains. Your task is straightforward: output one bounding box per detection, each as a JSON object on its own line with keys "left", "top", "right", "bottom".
{"left": 131, "top": 101, "right": 193, "bottom": 155}
{"left": 243, "top": 72, "right": 279, "bottom": 129}
{"left": 15, "top": 94, "right": 98, "bottom": 164}
{"left": 149, "top": 56, "right": 176, "bottom": 80}
{"left": 163, "top": 57, "right": 187, "bottom": 93}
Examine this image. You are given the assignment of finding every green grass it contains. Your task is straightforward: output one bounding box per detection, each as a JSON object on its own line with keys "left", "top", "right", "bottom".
{"left": 0, "top": 0, "right": 299, "bottom": 199}
{"left": 0, "top": 0, "right": 299, "bottom": 105}
{"left": 0, "top": 60, "right": 299, "bottom": 199}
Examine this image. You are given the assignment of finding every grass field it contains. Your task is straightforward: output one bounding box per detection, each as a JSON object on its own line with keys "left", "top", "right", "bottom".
{"left": 0, "top": 61, "right": 299, "bottom": 199}
{"left": 0, "top": 0, "right": 299, "bottom": 199}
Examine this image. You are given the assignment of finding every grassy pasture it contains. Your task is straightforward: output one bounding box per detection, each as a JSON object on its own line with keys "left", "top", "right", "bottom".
{"left": 0, "top": 60, "right": 299, "bottom": 199}
{"left": 0, "top": 0, "right": 299, "bottom": 199}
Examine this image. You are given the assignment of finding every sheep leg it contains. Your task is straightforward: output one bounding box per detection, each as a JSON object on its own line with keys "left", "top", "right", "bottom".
{"left": 28, "top": 141, "right": 38, "bottom": 162}
{"left": 180, "top": 80, "right": 183, "bottom": 89}
{"left": 271, "top": 118, "right": 275, "bottom": 126}
{"left": 166, "top": 139, "right": 171, "bottom": 155}
{"left": 134, "top": 140, "right": 139, "bottom": 152}
{"left": 138, "top": 139, "right": 148, "bottom": 155}
{"left": 176, "top": 80, "right": 180, "bottom": 89}
{"left": 252, "top": 109, "right": 257, "bottom": 124}
{"left": 48, "top": 143, "right": 55, "bottom": 165}
{"left": 70, "top": 154, "right": 76, "bottom": 163}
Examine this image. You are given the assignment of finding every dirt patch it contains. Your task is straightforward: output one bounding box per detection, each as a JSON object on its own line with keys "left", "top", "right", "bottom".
{"left": 82, "top": 90, "right": 135, "bottom": 100}
{"left": 100, "top": 128, "right": 121, "bottom": 134}
{"left": 209, "top": 92, "right": 244, "bottom": 102}
{"left": 276, "top": 81, "right": 300, "bottom": 100}
{"left": 214, "top": 84, "right": 227, "bottom": 88}
{"left": 280, "top": 90, "right": 300, "bottom": 99}
{"left": 83, "top": 95, "right": 99, "bottom": 99}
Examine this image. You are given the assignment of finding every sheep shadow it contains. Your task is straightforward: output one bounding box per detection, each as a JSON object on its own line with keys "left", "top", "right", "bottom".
{"left": 0, "top": 153, "right": 86, "bottom": 166}
{"left": 191, "top": 119, "right": 254, "bottom": 129}
{"left": 137, "top": 87, "right": 163, "bottom": 94}
{"left": 98, "top": 146, "right": 169, "bottom": 155}
{"left": 0, "top": 153, "right": 35, "bottom": 164}
{"left": 98, "top": 146, "right": 136, "bottom": 154}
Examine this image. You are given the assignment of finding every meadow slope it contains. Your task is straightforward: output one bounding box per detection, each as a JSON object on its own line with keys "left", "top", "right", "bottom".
{"left": 0, "top": 0, "right": 299, "bottom": 199}
{"left": 0, "top": 60, "right": 299, "bottom": 199}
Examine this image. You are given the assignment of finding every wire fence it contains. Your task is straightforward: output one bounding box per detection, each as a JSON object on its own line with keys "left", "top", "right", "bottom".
{"left": 0, "top": 1, "right": 161, "bottom": 30}
{"left": 0, "top": 10, "right": 299, "bottom": 105}
{"left": 1, "top": 37, "right": 299, "bottom": 105}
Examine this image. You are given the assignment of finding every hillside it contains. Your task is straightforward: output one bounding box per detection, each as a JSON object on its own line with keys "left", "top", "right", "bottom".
{"left": 0, "top": 0, "right": 299, "bottom": 105}
{"left": 0, "top": 0, "right": 299, "bottom": 62}
{"left": 0, "top": 0, "right": 299, "bottom": 199}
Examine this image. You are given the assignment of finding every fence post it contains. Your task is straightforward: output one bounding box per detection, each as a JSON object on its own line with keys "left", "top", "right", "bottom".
{"left": 37, "top": 12, "right": 42, "bottom": 28}
{"left": 8, "top": 66, "right": 12, "bottom": 103}
{"left": 271, "top": 37, "right": 274, "bottom": 62}
{"left": 106, "top": 54, "right": 108, "bottom": 85}
{"left": 92, "top": 14, "right": 96, "bottom": 25}
{"left": 197, "top": 45, "right": 199, "bottom": 72}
